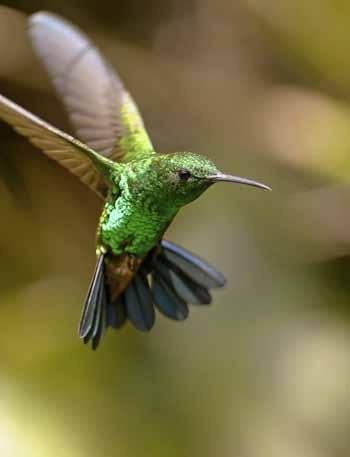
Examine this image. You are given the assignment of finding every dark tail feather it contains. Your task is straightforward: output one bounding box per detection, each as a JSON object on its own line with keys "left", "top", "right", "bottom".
{"left": 124, "top": 273, "right": 155, "bottom": 331}
{"left": 161, "top": 240, "right": 226, "bottom": 289}
{"left": 106, "top": 297, "right": 127, "bottom": 330}
{"left": 80, "top": 240, "right": 226, "bottom": 348}
{"left": 79, "top": 254, "right": 105, "bottom": 339}
{"left": 156, "top": 254, "right": 212, "bottom": 305}
{"left": 151, "top": 262, "right": 189, "bottom": 320}
{"left": 91, "top": 283, "right": 107, "bottom": 350}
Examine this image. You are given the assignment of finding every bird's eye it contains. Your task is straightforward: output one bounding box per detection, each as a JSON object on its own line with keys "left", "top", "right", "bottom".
{"left": 178, "top": 169, "right": 191, "bottom": 181}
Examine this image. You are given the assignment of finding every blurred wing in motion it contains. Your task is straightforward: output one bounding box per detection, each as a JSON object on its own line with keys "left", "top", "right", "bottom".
{"left": 29, "top": 12, "right": 155, "bottom": 163}
{"left": 0, "top": 94, "right": 115, "bottom": 197}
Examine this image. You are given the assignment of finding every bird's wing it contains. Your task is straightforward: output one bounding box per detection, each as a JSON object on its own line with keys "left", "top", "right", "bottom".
{"left": 28, "top": 12, "right": 155, "bottom": 164}
{"left": 0, "top": 94, "right": 116, "bottom": 198}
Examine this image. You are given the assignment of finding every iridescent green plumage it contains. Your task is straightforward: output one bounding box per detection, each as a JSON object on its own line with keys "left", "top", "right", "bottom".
{"left": 98, "top": 153, "right": 219, "bottom": 256}
{"left": 0, "top": 12, "right": 271, "bottom": 349}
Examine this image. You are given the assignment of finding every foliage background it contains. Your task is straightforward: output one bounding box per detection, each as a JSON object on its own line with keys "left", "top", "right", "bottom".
{"left": 0, "top": 2, "right": 349, "bottom": 456}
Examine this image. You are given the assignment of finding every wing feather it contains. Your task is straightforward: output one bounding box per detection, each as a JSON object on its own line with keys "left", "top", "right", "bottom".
{"left": 0, "top": 94, "right": 114, "bottom": 197}
{"left": 29, "top": 12, "right": 155, "bottom": 163}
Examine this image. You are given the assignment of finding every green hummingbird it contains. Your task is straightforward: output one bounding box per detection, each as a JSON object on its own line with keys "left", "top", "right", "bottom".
{"left": 0, "top": 12, "right": 271, "bottom": 349}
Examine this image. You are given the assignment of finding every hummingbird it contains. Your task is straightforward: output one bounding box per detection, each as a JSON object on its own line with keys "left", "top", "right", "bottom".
{"left": 0, "top": 12, "right": 271, "bottom": 349}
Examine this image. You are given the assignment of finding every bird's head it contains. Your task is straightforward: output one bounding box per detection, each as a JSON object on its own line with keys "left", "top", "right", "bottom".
{"left": 150, "top": 152, "right": 271, "bottom": 207}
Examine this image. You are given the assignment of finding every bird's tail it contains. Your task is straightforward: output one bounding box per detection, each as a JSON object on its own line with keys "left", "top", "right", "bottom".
{"left": 79, "top": 240, "right": 226, "bottom": 349}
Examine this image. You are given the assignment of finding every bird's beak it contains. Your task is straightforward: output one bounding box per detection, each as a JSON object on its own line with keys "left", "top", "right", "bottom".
{"left": 207, "top": 173, "right": 271, "bottom": 191}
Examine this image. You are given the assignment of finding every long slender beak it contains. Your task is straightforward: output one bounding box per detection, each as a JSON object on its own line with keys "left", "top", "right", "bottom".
{"left": 207, "top": 173, "right": 271, "bottom": 191}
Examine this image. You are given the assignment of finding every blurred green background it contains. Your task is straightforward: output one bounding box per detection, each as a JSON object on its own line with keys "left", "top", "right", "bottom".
{"left": 0, "top": 2, "right": 349, "bottom": 457}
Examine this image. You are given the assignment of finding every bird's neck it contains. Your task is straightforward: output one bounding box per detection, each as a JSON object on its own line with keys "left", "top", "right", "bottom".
{"left": 119, "top": 166, "right": 183, "bottom": 216}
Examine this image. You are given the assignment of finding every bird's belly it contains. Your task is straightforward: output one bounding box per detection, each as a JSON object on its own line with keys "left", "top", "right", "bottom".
{"left": 99, "top": 206, "right": 170, "bottom": 256}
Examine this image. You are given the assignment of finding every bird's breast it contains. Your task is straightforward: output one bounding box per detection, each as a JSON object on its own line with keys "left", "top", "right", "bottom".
{"left": 98, "top": 197, "right": 175, "bottom": 257}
